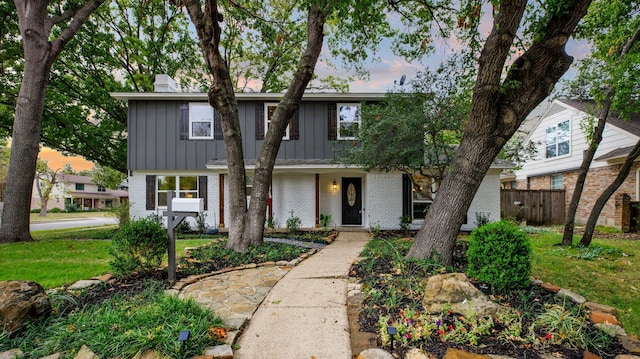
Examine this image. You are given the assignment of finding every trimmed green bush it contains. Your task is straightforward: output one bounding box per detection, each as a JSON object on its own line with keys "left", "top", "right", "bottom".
{"left": 466, "top": 220, "right": 531, "bottom": 291}
{"left": 109, "top": 218, "right": 168, "bottom": 276}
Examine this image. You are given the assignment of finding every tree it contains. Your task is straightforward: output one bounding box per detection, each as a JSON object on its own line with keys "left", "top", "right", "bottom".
{"left": 61, "top": 164, "right": 76, "bottom": 175}
{"left": 341, "top": 60, "right": 471, "bottom": 196}
{"left": 35, "top": 159, "right": 60, "bottom": 217}
{"left": 561, "top": 0, "right": 640, "bottom": 246}
{"left": 91, "top": 164, "right": 127, "bottom": 190}
{"left": 0, "top": 0, "right": 105, "bottom": 243}
{"left": 0, "top": 0, "right": 204, "bottom": 173}
{"left": 183, "top": 0, "right": 454, "bottom": 251}
{"left": 407, "top": 0, "right": 592, "bottom": 264}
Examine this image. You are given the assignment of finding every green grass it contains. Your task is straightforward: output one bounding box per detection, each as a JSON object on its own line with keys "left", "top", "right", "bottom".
{"left": 0, "top": 227, "right": 213, "bottom": 288}
{"left": 530, "top": 231, "right": 639, "bottom": 336}
{"left": 1, "top": 281, "right": 224, "bottom": 358}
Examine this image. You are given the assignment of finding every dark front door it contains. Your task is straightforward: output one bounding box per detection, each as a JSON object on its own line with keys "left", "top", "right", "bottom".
{"left": 342, "top": 177, "right": 362, "bottom": 225}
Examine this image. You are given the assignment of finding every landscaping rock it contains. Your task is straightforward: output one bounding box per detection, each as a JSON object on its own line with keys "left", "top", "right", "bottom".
{"left": 73, "top": 345, "right": 99, "bottom": 359}
{"left": 90, "top": 273, "right": 113, "bottom": 282}
{"left": 583, "top": 349, "right": 602, "bottom": 359}
{"left": 540, "top": 282, "right": 561, "bottom": 293}
{"left": 136, "top": 350, "right": 168, "bottom": 359}
{"left": 615, "top": 355, "right": 640, "bottom": 359}
{"left": 557, "top": 288, "right": 586, "bottom": 304}
{"left": 586, "top": 302, "right": 618, "bottom": 316}
{"left": 590, "top": 311, "right": 622, "bottom": 326}
{"left": 39, "top": 353, "right": 60, "bottom": 359}
{"left": 0, "top": 280, "right": 51, "bottom": 333}
{"left": 68, "top": 279, "right": 101, "bottom": 290}
{"left": 618, "top": 335, "right": 640, "bottom": 354}
{"left": 595, "top": 323, "right": 626, "bottom": 337}
{"left": 203, "top": 344, "right": 233, "bottom": 359}
{"left": 442, "top": 348, "right": 491, "bottom": 359}
{"left": 405, "top": 348, "right": 432, "bottom": 359}
{"left": 356, "top": 348, "right": 394, "bottom": 359}
{"left": 0, "top": 349, "right": 23, "bottom": 359}
{"left": 422, "top": 273, "right": 509, "bottom": 319}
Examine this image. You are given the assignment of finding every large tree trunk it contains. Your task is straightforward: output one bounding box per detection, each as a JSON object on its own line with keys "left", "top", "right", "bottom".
{"left": 407, "top": 0, "right": 591, "bottom": 264}
{"left": 185, "top": 1, "right": 327, "bottom": 251}
{"left": 0, "top": 0, "right": 104, "bottom": 243}
{"left": 561, "top": 111, "right": 607, "bottom": 246}
{"left": 580, "top": 141, "right": 640, "bottom": 246}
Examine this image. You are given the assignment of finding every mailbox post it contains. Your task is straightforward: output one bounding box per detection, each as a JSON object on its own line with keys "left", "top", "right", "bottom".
{"left": 163, "top": 190, "right": 202, "bottom": 283}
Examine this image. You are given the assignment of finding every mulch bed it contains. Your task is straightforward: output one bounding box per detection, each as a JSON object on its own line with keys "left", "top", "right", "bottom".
{"left": 350, "top": 233, "right": 629, "bottom": 359}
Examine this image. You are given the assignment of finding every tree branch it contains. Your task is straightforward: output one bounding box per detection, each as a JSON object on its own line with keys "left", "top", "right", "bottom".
{"left": 49, "top": 0, "right": 105, "bottom": 61}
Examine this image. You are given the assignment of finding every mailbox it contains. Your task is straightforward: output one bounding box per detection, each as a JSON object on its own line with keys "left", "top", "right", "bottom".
{"left": 171, "top": 198, "right": 204, "bottom": 212}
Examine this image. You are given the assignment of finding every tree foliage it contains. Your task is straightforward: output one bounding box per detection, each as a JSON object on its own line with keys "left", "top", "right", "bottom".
{"left": 341, "top": 58, "right": 471, "bottom": 189}
{"left": 35, "top": 159, "right": 60, "bottom": 217}
{"left": 91, "top": 164, "right": 127, "bottom": 190}
{"left": 0, "top": 0, "right": 203, "bottom": 172}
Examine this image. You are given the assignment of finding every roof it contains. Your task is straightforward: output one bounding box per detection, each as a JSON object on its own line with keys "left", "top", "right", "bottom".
{"left": 595, "top": 145, "right": 640, "bottom": 162}
{"left": 559, "top": 99, "right": 640, "bottom": 137}
{"left": 110, "top": 92, "right": 387, "bottom": 102}
{"left": 206, "top": 158, "right": 514, "bottom": 170}
{"left": 59, "top": 174, "right": 94, "bottom": 184}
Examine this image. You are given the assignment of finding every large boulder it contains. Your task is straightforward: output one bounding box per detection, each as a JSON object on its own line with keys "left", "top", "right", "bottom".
{"left": 422, "top": 273, "right": 509, "bottom": 319}
{"left": 0, "top": 281, "right": 51, "bottom": 333}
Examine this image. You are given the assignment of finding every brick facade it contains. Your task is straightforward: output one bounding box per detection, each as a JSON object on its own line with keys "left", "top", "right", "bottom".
{"left": 517, "top": 163, "right": 640, "bottom": 227}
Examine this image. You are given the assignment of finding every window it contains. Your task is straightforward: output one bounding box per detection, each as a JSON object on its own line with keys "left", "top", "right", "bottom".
{"left": 411, "top": 174, "right": 436, "bottom": 220}
{"left": 264, "top": 103, "right": 289, "bottom": 140}
{"left": 551, "top": 174, "right": 563, "bottom": 189}
{"left": 98, "top": 185, "right": 106, "bottom": 192}
{"left": 189, "top": 103, "right": 214, "bottom": 139}
{"left": 337, "top": 103, "right": 360, "bottom": 140}
{"left": 545, "top": 120, "right": 570, "bottom": 158}
{"left": 156, "top": 176, "right": 199, "bottom": 207}
{"left": 75, "top": 183, "right": 85, "bottom": 191}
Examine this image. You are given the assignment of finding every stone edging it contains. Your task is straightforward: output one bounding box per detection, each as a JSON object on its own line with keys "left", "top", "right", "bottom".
{"left": 169, "top": 247, "right": 319, "bottom": 292}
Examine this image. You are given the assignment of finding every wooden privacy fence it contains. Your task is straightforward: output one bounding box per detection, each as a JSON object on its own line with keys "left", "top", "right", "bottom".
{"left": 500, "top": 189, "right": 566, "bottom": 225}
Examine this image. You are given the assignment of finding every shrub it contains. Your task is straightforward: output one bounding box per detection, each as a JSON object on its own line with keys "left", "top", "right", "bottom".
{"left": 48, "top": 207, "right": 63, "bottom": 213}
{"left": 286, "top": 210, "right": 301, "bottom": 233}
{"left": 109, "top": 218, "right": 168, "bottom": 277}
{"left": 474, "top": 211, "right": 491, "bottom": 227}
{"left": 466, "top": 220, "right": 531, "bottom": 291}
{"left": 399, "top": 215, "right": 412, "bottom": 231}
{"left": 195, "top": 212, "right": 208, "bottom": 234}
{"left": 109, "top": 201, "right": 131, "bottom": 227}
{"left": 30, "top": 209, "right": 41, "bottom": 213}
{"left": 65, "top": 203, "right": 79, "bottom": 212}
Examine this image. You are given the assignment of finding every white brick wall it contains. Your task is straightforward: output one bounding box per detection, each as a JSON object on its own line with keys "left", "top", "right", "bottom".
{"left": 464, "top": 169, "right": 501, "bottom": 231}
{"left": 271, "top": 173, "right": 316, "bottom": 228}
{"left": 365, "top": 173, "right": 403, "bottom": 229}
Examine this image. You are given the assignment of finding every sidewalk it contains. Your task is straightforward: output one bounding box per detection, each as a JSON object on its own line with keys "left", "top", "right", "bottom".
{"left": 234, "top": 231, "right": 370, "bottom": 359}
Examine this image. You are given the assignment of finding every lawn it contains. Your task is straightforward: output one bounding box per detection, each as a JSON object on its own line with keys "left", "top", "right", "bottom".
{"left": 530, "top": 230, "right": 640, "bottom": 336}
{"left": 29, "top": 211, "right": 112, "bottom": 223}
{"left": 0, "top": 227, "right": 212, "bottom": 288}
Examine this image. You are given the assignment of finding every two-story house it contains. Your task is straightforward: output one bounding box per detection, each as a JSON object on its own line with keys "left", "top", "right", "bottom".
{"left": 31, "top": 174, "right": 129, "bottom": 211}
{"left": 514, "top": 99, "right": 640, "bottom": 226}
{"left": 111, "top": 76, "right": 508, "bottom": 231}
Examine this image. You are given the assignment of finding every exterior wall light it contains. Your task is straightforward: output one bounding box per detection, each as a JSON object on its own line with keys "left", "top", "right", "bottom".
{"left": 332, "top": 180, "right": 338, "bottom": 190}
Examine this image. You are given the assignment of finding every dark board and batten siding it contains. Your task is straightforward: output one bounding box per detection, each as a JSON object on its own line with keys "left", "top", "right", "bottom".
{"left": 128, "top": 100, "right": 345, "bottom": 171}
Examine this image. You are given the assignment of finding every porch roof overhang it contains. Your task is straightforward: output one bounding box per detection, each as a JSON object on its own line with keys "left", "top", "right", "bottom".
{"left": 595, "top": 146, "right": 640, "bottom": 163}
{"left": 206, "top": 158, "right": 515, "bottom": 173}
{"left": 110, "top": 92, "right": 386, "bottom": 102}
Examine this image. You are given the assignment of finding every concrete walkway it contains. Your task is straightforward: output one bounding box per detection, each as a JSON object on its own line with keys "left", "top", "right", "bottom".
{"left": 234, "top": 231, "right": 370, "bottom": 359}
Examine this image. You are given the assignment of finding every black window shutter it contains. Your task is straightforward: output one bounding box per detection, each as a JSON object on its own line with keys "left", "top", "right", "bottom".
{"left": 146, "top": 175, "right": 156, "bottom": 210}
{"left": 198, "top": 176, "right": 208, "bottom": 210}
{"left": 179, "top": 103, "right": 189, "bottom": 140}
{"left": 290, "top": 109, "right": 299, "bottom": 140}
{"left": 255, "top": 102, "right": 264, "bottom": 140}
{"left": 328, "top": 103, "right": 337, "bottom": 140}
{"left": 402, "top": 174, "right": 412, "bottom": 219}
{"left": 213, "top": 109, "right": 223, "bottom": 140}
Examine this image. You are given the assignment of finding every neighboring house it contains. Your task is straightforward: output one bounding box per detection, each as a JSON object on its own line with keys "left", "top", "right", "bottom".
{"left": 513, "top": 99, "right": 640, "bottom": 226}
{"left": 111, "top": 76, "right": 509, "bottom": 231}
{"left": 31, "top": 174, "right": 129, "bottom": 211}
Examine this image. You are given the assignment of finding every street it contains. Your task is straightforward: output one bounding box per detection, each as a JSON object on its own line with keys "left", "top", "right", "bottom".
{"left": 29, "top": 217, "right": 118, "bottom": 231}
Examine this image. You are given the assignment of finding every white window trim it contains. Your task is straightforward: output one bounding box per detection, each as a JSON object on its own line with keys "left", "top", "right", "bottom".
{"left": 337, "top": 103, "right": 361, "bottom": 140}
{"left": 544, "top": 119, "right": 571, "bottom": 160}
{"left": 264, "top": 103, "right": 290, "bottom": 140}
{"left": 189, "top": 103, "right": 214, "bottom": 140}
{"left": 156, "top": 176, "right": 199, "bottom": 209}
